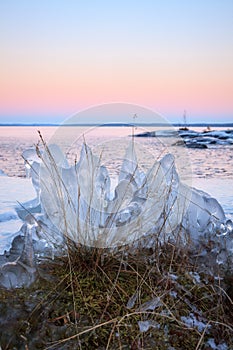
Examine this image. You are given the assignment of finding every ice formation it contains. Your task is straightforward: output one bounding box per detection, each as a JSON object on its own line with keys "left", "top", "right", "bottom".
{"left": 20, "top": 140, "right": 233, "bottom": 274}
{"left": 17, "top": 142, "right": 233, "bottom": 250}
{"left": 25, "top": 142, "right": 232, "bottom": 247}
{"left": 0, "top": 141, "right": 233, "bottom": 288}
{"left": 0, "top": 216, "right": 37, "bottom": 289}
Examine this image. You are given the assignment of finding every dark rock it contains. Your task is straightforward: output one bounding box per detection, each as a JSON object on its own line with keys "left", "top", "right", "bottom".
{"left": 186, "top": 143, "right": 208, "bottom": 149}
{"left": 134, "top": 131, "right": 156, "bottom": 137}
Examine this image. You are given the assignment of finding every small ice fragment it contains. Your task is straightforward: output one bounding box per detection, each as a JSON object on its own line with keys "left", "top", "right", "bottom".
{"left": 216, "top": 223, "right": 228, "bottom": 237}
{"left": 181, "top": 313, "right": 210, "bottom": 332}
{"left": 126, "top": 292, "right": 138, "bottom": 309}
{"left": 137, "top": 297, "right": 162, "bottom": 311}
{"left": 138, "top": 320, "right": 160, "bottom": 332}
{"left": 169, "top": 290, "right": 177, "bottom": 298}
{"left": 206, "top": 339, "right": 216, "bottom": 349}
{"left": 189, "top": 271, "right": 201, "bottom": 284}
{"left": 206, "top": 338, "right": 228, "bottom": 350}
{"left": 226, "top": 219, "right": 233, "bottom": 234}
{"left": 168, "top": 273, "right": 178, "bottom": 281}
{"left": 216, "top": 250, "right": 227, "bottom": 265}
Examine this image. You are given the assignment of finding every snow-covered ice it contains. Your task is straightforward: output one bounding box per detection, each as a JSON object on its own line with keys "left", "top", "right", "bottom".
{"left": 0, "top": 175, "right": 35, "bottom": 254}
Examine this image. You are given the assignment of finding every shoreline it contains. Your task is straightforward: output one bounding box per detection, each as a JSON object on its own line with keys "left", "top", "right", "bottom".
{"left": 0, "top": 122, "right": 233, "bottom": 127}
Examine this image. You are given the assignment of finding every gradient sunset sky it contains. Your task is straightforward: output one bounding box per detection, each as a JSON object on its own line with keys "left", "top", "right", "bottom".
{"left": 0, "top": 0, "right": 232, "bottom": 124}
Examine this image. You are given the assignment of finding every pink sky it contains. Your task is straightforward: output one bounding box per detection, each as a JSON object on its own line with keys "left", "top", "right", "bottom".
{"left": 0, "top": 1, "right": 232, "bottom": 124}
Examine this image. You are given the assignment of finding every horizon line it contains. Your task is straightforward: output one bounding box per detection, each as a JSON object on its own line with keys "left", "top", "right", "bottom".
{"left": 0, "top": 122, "right": 233, "bottom": 127}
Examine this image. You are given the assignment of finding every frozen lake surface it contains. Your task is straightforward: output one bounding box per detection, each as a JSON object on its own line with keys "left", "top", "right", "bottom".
{"left": 0, "top": 176, "right": 35, "bottom": 253}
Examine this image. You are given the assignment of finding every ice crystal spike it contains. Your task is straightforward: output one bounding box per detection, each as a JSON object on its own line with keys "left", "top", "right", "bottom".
{"left": 23, "top": 140, "right": 228, "bottom": 251}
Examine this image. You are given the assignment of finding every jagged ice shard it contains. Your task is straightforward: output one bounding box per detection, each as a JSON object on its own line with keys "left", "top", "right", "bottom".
{"left": 23, "top": 141, "right": 232, "bottom": 252}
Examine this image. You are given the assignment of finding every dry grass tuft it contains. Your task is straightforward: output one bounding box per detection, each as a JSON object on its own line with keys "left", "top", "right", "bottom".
{"left": 1, "top": 242, "right": 232, "bottom": 350}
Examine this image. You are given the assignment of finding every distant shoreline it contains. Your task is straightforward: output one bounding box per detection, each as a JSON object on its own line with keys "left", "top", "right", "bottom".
{"left": 0, "top": 122, "right": 233, "bottom": 127}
